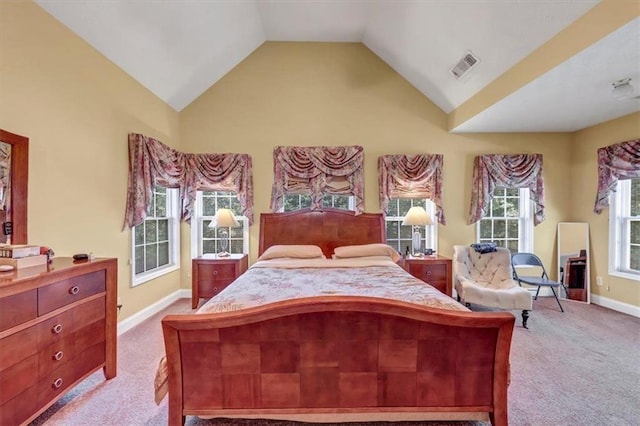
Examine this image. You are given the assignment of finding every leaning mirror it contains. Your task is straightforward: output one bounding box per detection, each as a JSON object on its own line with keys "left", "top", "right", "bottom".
{"left": 557, "top": 222, "right": 590, "bottom": 304}
{"left": 0, "top": 129, "right": 29, "bottom": 244}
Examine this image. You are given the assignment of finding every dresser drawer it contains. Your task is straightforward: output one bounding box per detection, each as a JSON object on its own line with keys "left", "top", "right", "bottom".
{"left": 38, "top": 318, "right": 105, "bottom": 378}
{"left": 0, "top": 353, "right": 38, "bottom": 405}
{"left": 197, "top": 263, "right": 237, "bottom": 282}
{"left": 0, "top": 382, "right": 39, "bottom": 426}
{"left": 0, "top": 325, "right": 38, "bottom": 373}
{"left": 38, "top": 270, "right": 106, "bottom": 315}
{"left": 38, "top": 341, "right": 105, "bottom": 406}
{"left": 0, "top": 289, "right": 37, "bottom": 332}
{"left": 37, "top": 296, "right": 105, "bottom": 350}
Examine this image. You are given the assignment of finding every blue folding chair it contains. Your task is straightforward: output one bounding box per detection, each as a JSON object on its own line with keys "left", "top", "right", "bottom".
{"left": 511, "top": 253, "right": 567, "bottom": 312}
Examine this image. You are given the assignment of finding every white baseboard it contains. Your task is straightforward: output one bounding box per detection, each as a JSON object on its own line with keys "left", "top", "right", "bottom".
{"left": 117, "top": 289, "right": 190, "bottom": 336}
{"left": 590, "top": 294, "right": 640, "bottom": 318}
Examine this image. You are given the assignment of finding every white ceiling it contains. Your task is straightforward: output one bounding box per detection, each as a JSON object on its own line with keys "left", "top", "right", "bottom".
{"left": 35, "top": 0, "right": 640, "bottom": 133}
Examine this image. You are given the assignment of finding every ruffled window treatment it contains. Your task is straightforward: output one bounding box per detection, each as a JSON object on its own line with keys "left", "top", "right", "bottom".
{"left": 378, "top": 154, "right": 446, "bottom": 224}
{"left": 593, "top": 139, "right": 640, "bottom": 213}
{"left": 123, "top": 133, "right": 253, "bottom": 229}
{"left": 468, "top": 154, "right": 545, "bottom": 225}
{"left": 270, "top": 145, "right": 364, "bottom": 214}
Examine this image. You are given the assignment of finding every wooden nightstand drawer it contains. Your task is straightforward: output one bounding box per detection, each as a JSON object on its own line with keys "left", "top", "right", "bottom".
{"left": 403, "top": 256, "right": 452, "bottom": 297}
{"left": 192, "top": 254, "right": 249, "bottom": 309}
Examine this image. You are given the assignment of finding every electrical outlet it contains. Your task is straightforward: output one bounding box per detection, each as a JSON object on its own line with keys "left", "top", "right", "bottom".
{"left": 606, "top": 285, "right": 611, "bottom": 292}
{"left": 596, "top": 276, "right": 603, "bottom": 286}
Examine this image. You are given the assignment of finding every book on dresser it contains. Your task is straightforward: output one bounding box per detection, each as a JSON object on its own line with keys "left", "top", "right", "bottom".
{"left": 0, "top": 254, "right": 47, "bottom": 269}
{"left": 0, "top": 244, "right": 41, "bottom": 258}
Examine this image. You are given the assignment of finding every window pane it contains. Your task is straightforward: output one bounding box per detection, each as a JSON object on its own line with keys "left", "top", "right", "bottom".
{"left": 507, "top": 240, "right": 519, "bottom": 253}
{"left": 300, "top": 195, "right": 311, "bottom": 208}
{"left": 230, "top": 240, "right": 243, "bottom": 254}
{"left": 491, "top": 198, "right": 505, "bottom": 217}
{"left": 630, "top": 220, "right": 640, "bottom": 244}
{"left": 203, "top": 240, "right": 217, "bottom": 254}
{"left": 398, "top": 199, "right": 412, "bottom": 216}
{"left": 506, "top": 188, "right": 519, "bottom": 197}
{"left": 203, "top": 220, "right": 215, "bottom": 238}
{"left": 494, "top": 187, "right": 505, "bottom": 196}
{"left": 386, "top": 222, "right": 398, "bottom": 239}
{"left": 479, "top": 220, "right": 492, "bottom": 239}
{"left": 145, "top": 244, "right": 157, "bottom": 270}
{"left": 135, "top": 246, "right": 145, "bottom": 274}
{"left": 631, "top": 178, "right": 640, "bottom": 216}
{"left": 230, "top": 226, "right": 243, "bottom": 238}
{"left": 399, "top": 225, "right": 412, "bottom": 239}
{"left": 387, "top": 200, "right": 399, "bottom": 217}
{"left": 155, "top": 194, "right": 166, "bottom": 217}
{"left": 134, "top": 225, "right": 144, "bottom": 245}
{"left": 145, "top": 220, "right": 157, "bottom": 243}
{"left": 217, "top": 197, "right": 231, "bottom": 209}
{"left": 507, "top": 219, "right": 519, "bottom": 238}
{"left": 157, "top": 219, "right": 169, "bottom": 241}
{"left": 506, "top": 197, "right": 519, "bottom": 217}
{"left": 158, "top": 242, "right": 169, "bottom": 266}
{"left": 630, "top": 246, "right": 640, "bottom": 271}
{"left": 494, "top": 220, "right": 506, "bottom": 238}
{"left": 230, "top": 197, "right": 242, "bottom": 213}
{"left": 203, "top": 196, "right": 216, "bottom": 216}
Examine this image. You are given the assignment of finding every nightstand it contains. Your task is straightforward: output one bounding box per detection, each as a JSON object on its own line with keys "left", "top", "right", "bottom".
{"left": 192, "top": 254, "right": 248, "bottom": 309}
{"left": 403, "top": 255, "right": 452, "bottom": 297}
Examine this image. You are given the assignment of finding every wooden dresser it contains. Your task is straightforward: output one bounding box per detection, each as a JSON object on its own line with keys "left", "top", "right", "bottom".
{"left": 0, "top": 257, "right": 117, "bottom": 425}
{"left": 403, "top": 255, "right": 453, "bottom": 297}
{"left": 192, "top": 254, "right": 248, "bottom": 309}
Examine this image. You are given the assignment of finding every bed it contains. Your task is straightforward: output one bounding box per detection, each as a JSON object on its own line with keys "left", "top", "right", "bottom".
{"left": 160, "top": 208, "right": 515, "bottom": 426}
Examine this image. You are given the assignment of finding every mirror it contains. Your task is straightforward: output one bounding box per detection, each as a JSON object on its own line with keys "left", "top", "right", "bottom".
{"left": 0, "top": 129, "right": 28, "bottom": 244}
{"left": 557, "top": 222, "right": 590, "bottom": 304}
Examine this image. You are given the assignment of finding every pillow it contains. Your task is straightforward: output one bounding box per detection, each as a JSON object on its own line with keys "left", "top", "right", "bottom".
{"left": 333, "top": 243, "right": 401, "bottom": 263}
{"left": 258, "top": 245, "right": 324, "bottom": 261}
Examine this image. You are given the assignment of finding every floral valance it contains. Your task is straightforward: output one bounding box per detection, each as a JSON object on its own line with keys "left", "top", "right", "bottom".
{"left": 594, "top": 139, "right": 640, "bottom": 214}
{"left": 270, "top": 145, "right": 364, "bottom": 214}
{"left": 378, "top": 154, "right": 446, "bottom": 224}
{"left": 123, "top": 133, "right": 253, "bottom": 229}
{"left": 468, "top": 154, "right": 545, "bottom": 226}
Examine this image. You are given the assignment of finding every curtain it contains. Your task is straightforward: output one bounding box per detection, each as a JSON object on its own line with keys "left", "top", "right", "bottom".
{"left": 123, "top": 133, "right": 253, "bottom": 229}
{"left": 468, "top": 154, "right": 545, "bottom": 225}
{"left": 593, "top": 139, "right": 640, "bottom": 214}
{"left": 378, "top": 154, "right": 446, "bottom": 224}
{"left": 270, "top": 145, "right": 364, "bottom": 214}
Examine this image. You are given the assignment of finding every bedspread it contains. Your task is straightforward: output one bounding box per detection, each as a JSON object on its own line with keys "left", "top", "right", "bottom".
{"left": 154, "top": 257, "right": 468, "bottom": 403}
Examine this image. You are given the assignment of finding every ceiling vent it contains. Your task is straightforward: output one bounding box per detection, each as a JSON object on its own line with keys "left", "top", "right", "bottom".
{"left": 450, "top": 51, "right": 480, "bottom": 79}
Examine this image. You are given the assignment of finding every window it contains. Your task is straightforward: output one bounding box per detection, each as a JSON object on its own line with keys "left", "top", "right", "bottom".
{"left": 477, "top": 187, "right": 533, "bottom": 254}
{"left": 282, "top": 194, "right": 354, "bottom": 212}
{"left": 132, "top": 186, "right": 180, "bottom": 286}
{"left": 386, "top": 199, "right": 438, "bottom": 255}
{"left": 191, "top": 191, "right": 249, "bottom": 257}
{"left": 609, "top": 177, "right": 640, "bottom": 280}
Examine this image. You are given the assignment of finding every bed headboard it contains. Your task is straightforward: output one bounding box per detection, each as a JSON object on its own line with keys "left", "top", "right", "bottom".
{"left": 259, "top": 208, "right": 386, "bottom": 258}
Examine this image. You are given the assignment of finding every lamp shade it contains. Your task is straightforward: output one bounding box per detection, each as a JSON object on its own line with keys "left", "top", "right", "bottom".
{"left": 402, "top": 206, "right": 434, "bottom": 226}
{"left": 209, "top": 208, "right": 239, "bottom": 228}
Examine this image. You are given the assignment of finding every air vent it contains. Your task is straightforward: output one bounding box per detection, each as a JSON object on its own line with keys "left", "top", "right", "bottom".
{"left": 450, "top": 51, "right": 480, "bottom": 79}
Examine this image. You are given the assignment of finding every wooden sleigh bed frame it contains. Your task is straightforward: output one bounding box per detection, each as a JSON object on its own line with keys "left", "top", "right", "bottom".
{"left": 162, "top": 208, "right": 515, "bottom": 426}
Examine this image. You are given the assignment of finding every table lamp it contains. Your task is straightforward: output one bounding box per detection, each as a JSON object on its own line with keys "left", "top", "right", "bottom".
{"left": 209, "top": 208, "right": 239, "bottom": 257}
{"left": 402, "top": 206, "right": 433, "bottom": 257}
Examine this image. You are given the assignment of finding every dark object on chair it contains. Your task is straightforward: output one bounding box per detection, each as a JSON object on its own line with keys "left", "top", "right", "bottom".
{"left": 470, "top": 242, "right": 497, "bottom": 254}
{"left": 511, "top": 252, "right": 568, "bottom": 312}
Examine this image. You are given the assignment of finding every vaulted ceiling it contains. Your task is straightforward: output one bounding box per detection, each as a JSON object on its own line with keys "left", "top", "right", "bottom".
{"left": 35, "top": 0, "right": 639, "bottom": 133}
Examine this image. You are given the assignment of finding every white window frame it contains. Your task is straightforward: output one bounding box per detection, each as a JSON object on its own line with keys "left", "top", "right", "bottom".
{"left": 385, "top": 199, "right": 438, "bottom": 255}
{"left": 190, "top": 191, "right": 249, "bottom": 258}
{"left": 476, "top": 187, "right": 533, "bottom": 253}
{"left": 608, "top": 178, "right": 640, "bottom": 281}
{"left": 281, "top": 193, "right": 355, "bottom": 212}
{"left": 131, "top": 187, "right": 180, "bottom": 287}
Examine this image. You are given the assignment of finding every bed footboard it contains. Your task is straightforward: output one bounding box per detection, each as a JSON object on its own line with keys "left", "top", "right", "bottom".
{"left": 162, "top": 296, "right": 514, "bottom": 426}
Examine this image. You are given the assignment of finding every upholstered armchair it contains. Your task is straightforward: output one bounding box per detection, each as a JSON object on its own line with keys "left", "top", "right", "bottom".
{"left": 453, "top": 245, "right": 533, "bottom": 328}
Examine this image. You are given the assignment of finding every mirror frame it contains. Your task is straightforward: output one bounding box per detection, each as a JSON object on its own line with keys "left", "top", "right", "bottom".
{"left": 0, "top": 129, "right": 28, "bottom": 244}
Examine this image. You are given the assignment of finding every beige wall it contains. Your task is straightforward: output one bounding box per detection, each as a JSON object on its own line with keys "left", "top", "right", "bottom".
{"left": 0, "top": 1, "right": 182, "bottom": 319}
{"left": 571, "top": 112, "right": 640, "bottom": 306}
{"left": 180, "top": 41, "right": 574, "bottom": 283}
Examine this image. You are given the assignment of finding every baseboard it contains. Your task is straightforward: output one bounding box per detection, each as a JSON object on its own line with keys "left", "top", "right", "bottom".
{"left": 117, "top": 289, "right": 191, "bottom": 335}
{"left": 590, "top": 294, "right": 640, "bottom": 318}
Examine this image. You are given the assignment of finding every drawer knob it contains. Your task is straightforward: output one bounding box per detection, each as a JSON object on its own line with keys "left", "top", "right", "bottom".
{"left": 52, "top": 378, "right": 63, "bottom": 389}
{"left": 213, "top": 270, "right": 218, "bottom": 275}
{"left": 52, "top": 324, "right": 63, "bottom": 334}
{"left": 69, "top": 286, "right": 80, "bottom": 295}
{"left": 426, "top": 271, "right": 432, "bottom": 276}
{"left": 53, "top": 351, "right": 64, "bottom": 361}
{"left": 213, "top": 287, "right": 218, "bottom": 292}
